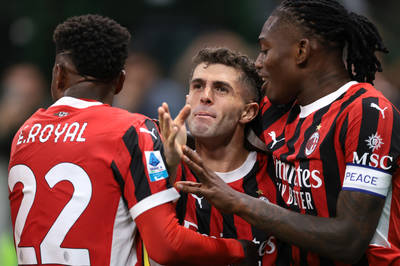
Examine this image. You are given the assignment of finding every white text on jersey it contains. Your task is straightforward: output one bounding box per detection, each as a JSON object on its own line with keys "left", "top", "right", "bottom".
{"left": 17, "top": 122, "right": 88, "bottom": 145}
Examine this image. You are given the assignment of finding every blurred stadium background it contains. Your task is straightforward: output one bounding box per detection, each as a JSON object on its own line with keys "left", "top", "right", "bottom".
{"left": 0, "top": 0, "right": 399, "bottom": 264}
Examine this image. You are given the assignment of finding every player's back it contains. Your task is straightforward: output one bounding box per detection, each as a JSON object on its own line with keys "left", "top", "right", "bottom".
{"left": 8, "top": 97, "right": 147, "bottom": 265}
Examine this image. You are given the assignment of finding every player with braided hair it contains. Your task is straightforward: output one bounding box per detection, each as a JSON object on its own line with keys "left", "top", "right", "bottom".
{"left": 8, "top": 14, "right": 257, "bottom": 265}
{"left": 175, "top": 0, "right": 400, "bottom": 265}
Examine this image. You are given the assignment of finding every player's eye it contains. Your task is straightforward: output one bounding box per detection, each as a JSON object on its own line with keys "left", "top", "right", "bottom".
{"left": 191, "top": 83, "right": 202, "bottom": 90}
{"left": 215, "top": 86, "right": 228, "bottom": 93}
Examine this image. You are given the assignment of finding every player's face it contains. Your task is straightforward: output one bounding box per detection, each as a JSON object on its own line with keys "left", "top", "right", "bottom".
{"left": 255, "top": 16, "right": 301, "bottom": 104}
{"left": 186, "top": 63, "right": 247, "bottom": 138}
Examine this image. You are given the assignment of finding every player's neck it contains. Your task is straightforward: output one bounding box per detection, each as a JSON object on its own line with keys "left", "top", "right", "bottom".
{"left": 297, "top": 53, "right": 351, "bottom": 106}
{"left": 194, "top": 132, "right": 249, "bottom": 173}
{"left": 64, "top": 83, "right": 114, "bottom": 105}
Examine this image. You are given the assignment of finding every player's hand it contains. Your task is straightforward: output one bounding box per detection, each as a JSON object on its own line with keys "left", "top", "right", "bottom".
{"left": 158, "top": 102, "right": 190, "bottom": 170}
{"left": 234, "top": 240, "right": 259, "bottom": 266}
{"left": 175, "top": 145, "right": 241, "bottom": 214}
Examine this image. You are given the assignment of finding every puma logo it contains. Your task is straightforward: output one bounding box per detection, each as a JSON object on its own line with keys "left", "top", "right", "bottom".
{"left": 139, "top": 127, "right": 158, "bottom": 139}
{"left": 191, "top": 193, "right": 204, "bottom": 209}
{"left": 268, "top": 131, "right": 285, "bottom": 148}
{"left": 370, "top": 103, "right": 387, "bottom": 119}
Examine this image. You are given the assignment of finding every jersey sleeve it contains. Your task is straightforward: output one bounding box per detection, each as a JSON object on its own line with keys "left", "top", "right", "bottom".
{"left": 114, "top": 118, "right": 180, "bottom": 219}
{"left": 341, "top": 97, "right": 400, "bottom": 198}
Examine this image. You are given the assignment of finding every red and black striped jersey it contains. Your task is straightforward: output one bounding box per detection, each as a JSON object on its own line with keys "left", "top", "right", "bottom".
{"left": 175, "top": 151, "right": 280, "bottom": 265}
{"left": 8, "top": 96, "right": 178, "bottom": 266}
{"left": 248, "top": 82, "right": 400, "bottom": 265}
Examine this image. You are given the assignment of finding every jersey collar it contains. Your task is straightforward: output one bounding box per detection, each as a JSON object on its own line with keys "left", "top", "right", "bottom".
{"left": 214, "top": 151, "right": 257, "bottom": 183}
{"left": 50, "top": 96, "right": 104, "bottom": 109}
{"left": 299, "top": 81, "right": 358, "bottom": 118}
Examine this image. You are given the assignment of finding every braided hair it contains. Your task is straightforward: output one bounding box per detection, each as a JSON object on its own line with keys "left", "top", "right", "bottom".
{"left": 53, "top": 14, "right": 131, "bottom": 82}
{"left": 275, "top": 0, "right": 388, "bottom": 84}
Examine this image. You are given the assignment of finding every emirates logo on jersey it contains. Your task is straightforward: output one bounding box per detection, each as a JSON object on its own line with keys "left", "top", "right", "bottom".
{"left": 365, "top": 133, "right": 384, "bottom": 151}
{"left": 305, "top": 131, "right": 319, "bottom": 156}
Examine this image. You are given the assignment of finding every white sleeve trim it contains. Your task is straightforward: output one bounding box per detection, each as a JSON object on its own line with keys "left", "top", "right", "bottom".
{"left": 129, "top": 188, "right": 180, "bottom": 220}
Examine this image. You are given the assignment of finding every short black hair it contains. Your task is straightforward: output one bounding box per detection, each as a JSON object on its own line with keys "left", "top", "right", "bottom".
{"left": 275, "top": 0, "right": 388, "bottom": 84}
{"left": 53, "top": 14, "right": 131, "bottom": 82}
{"left": 191, "top": 47, "right": 263, "bottom": 102}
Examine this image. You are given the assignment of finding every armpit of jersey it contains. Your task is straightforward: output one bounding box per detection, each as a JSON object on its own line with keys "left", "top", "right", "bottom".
{"left": 129, "top": 188, "right": 180, "bottom": 220}
{"left": 342, "top": 163, "right": 391, "bottom": 198}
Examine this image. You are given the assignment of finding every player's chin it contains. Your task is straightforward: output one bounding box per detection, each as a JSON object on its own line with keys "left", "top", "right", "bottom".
{"left": 266, "top": 91, "right": 293, "bottom": 105}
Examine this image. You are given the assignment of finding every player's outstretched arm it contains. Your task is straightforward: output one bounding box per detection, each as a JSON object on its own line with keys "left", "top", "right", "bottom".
{"left": 176, "top": 145, "right": 385, "bottom": 263}
{"left": 135, "top": 201, "right": 258, "bottom": 265}
{"left": 158, "top": 102, "right": 190, "bottom": 184}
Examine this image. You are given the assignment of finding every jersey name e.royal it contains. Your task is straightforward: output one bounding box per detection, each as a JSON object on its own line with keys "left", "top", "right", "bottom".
{"left": 249, "top": 82, "right": 400, "bottom": 265}
{"left": 175, "top": 151, "right": 280, "bottom": 266}
{"left": 8, "top": 97, "right": 179, "bottom": 266}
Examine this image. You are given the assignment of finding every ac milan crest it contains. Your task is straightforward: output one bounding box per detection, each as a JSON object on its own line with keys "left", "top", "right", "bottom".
{"left": 305, "top": 131, "right": 320, "bottom": 156}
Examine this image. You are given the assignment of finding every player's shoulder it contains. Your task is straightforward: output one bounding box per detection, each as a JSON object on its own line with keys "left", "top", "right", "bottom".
{"left": 103, "top": 106, "right": 155, "bottom": 128}
{"left": 344, "top": 82, "right": 397, "bottom": 112}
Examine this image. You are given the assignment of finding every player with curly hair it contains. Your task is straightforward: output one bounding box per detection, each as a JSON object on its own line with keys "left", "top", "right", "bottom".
{"left": 8, "top": 14, "right": 257, "bottom": 266}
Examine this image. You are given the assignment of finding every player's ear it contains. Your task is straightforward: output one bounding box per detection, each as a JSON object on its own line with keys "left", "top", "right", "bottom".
{"left": 240, "top": 102, "right": 259, "bottom": 124}
{"left": 296, "top": 38, "right": 311, "bottom": 65}
{"left": 50, "top": 63, "right": 67, "bottom": 100}
{"left": 114, "top": 69, "right": 126, "bottom": 95}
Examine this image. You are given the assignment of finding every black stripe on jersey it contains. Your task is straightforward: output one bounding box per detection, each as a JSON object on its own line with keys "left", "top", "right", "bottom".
{"left": 176, "top": 165, "right": 188, "bottom": 225}
{"left": 194, "top": 171, "right": 211, "bottom": 235}
{"left": 388, "top": 104, "right": 400, "bottom": 173}
{"left": 281, "top": 118, "right": 305, "bottom": 162}
{"left": 339, "top": 116, "right": 349, "bottom": 155}
{"left": 275, "top": 242, "right": 292, "bottom": 266}
{"left": 242, "top": 160, "right": 267, "bottom": 242}
{"left": 221, "top": 213, "right": 237, "bottom": 238}
{"left": 143, "top": 119, "right": 172, "bottom": 189}
{"left": 318, "top": 257, "right": 335, "bottom": 266}
{"left": 123, "top": 126, "right": 151, "bottom": 202}
{"left": 356, "top": 97, "right": 380, "bottom": 158}
{"left": 337, "top": 87, "right": 367, "bottom": 153}
{"left": 111, "top": 161, "right": 128, "bottom": 207}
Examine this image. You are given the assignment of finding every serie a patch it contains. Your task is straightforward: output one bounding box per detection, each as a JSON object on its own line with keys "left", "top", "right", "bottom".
{"left": 342, "top": 163, "right": 391, "bottom": 198}
{"left": 144, "top": 151, "right": 168, "bottom": 182}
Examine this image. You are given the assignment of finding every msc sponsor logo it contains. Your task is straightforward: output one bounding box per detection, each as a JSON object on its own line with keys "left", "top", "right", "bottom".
{"left": 365, "top": 133, "right": 384, "bottom": 152}
{"left": 353, "top": 152, "right": 393, "bottom": 170}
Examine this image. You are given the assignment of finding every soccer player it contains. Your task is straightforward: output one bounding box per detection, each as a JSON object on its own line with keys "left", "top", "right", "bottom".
{"left": 7, "top": 14, "right": 256, "bottom": 266}
{"left": 158, "top": 47, "right": 279, "bottom": 265}
{"left": 176, "top": 0, "right": 400, "bottom": 265}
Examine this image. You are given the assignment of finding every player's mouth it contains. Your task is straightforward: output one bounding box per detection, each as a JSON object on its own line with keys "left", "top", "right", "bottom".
{"left": 260, "top": 76, "right": 269, "bottom": 91}
{"left": 194, "top": 112, "right": 216, "bottom": 118}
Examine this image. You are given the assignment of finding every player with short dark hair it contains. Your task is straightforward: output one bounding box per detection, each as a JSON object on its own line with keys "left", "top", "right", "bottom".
{"left": 159, "top": 47, "right": 278, "bottom": 265}
{"left": 8, "top": 14, "right": 255, "bottom": 266}
{"left": 176, "top": 0, "right": 400, "bottom": 265}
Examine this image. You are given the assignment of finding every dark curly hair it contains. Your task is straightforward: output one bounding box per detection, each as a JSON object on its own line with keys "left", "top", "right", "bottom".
{"left": 274, "top": 0, "right": 388, "bottom": 84}
{"left": 53, "top": 14, "right": 131, "bottom": 82}
{"left": 191, "top": 47, "right": 263, "bottom": 103}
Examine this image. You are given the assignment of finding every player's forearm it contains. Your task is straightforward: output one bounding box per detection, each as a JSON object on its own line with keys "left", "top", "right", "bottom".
{"left": 235, "top": 190, "right": 384, "bottom": 263}
{"left": 136, "top": 202, "right": 245, "bottom": 265}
